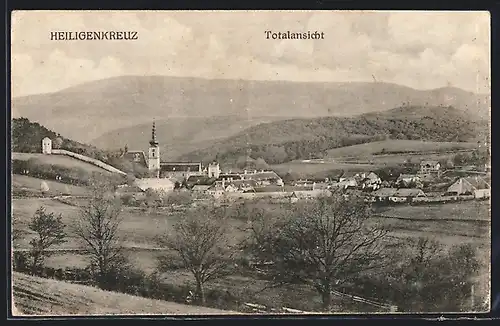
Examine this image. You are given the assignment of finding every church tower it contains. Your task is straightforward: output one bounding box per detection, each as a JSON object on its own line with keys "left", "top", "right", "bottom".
{"left": 148, "top": 120, "right": 160, "bottom": 177}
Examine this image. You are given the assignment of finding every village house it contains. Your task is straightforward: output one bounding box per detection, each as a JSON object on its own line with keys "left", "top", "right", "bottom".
{"left": 338, "top": 171, "right": 358, "bottom": 183}
{"left": 115, "top": 184, "right": 145, "bottom": 200}
{"left": 133, "top": 178, "right": 175, "bottom": 193}
{"left": 357, "top": 172, "right": 382, "bottom": 191}
{"left": 445, "top": 176, "right": 491, "bottom": 199}
{"left": 159, "top": 162, "right": 203, "bottom": 181}
{"left": 419, "top": 160, "right": 441, "bottom": 175}
{"left": 372, "top": 187, "right": 426, "bottom": 203}
{"left": 42, "top": 137, "right": 52, "bottom": 154}
{"left": 191, "top": 184, "right": 212, "bottom": 194}
{"left": 123, "top": 150, "right": 148, "bottom": 168}
{"left": 239, "top": 170, "right": 284, "bottom": 186}
{"left": 396, "top": 174, "right": 423, "bottom": 188}
{"left": 335, "top": 171, "right": 381, "bottom": 191}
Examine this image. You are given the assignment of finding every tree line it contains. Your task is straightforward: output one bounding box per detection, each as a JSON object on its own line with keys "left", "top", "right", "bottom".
{"left": 180, "top": 106, "right": 486, "bottom": 165}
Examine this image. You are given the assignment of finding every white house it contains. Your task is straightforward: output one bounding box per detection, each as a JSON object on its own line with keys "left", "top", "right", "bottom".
{"left": 446, "top": 177, "right": 491, "bottom": 199}
{"left": 419, "top": 160, "right": 441, "bottom": 175}
{"left": 134, "top": 178, "right": 175, "bottom": 193}
{"left": 42, "top": 137, "right": 52, "bottom": 154}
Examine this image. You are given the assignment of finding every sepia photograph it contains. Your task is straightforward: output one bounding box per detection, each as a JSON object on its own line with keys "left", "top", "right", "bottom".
{"left": 10, "top": 10, "right": 491, "bottom": 316}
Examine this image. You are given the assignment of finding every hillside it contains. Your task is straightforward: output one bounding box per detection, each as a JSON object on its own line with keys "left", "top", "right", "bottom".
{"left": 11, "top": 118, "right": 95, "bottom": 154}
{"left": 12, "top": 272, "right": 237, "bottom": 315}
{"left": 325, "top": 140, "right": 479, "bottom": 158}
{"left": 12, "top": 153, "right": 114, "bottom": 174}
{"left": 11, "top": 118, "right": 147, "bottom": 178}
{"left": 91, "top": 115, "right": 288, "bottom": 160}
{"left": 12, "top": 174, "right": 90, "bottom": 197}
{"left": 179, "top": 106, "right": 488, "bottom": 166}
{"left": 12, "top": 76, "right": 490, "bottom": 143}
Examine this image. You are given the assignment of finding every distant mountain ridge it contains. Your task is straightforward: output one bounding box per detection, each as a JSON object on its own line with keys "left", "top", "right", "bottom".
{"left": 12, "top": 76, "right": 490, "bottom": 145}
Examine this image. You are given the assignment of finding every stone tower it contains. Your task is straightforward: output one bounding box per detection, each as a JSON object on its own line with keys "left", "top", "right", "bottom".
{"left": 148, "top": 120, "right": 160, "bottom": 177}
{"left": 208, "top": 162, "right": 221, "bottom": 178}
{"left": 42, "top": 137, "right": 52, "bottom": 154}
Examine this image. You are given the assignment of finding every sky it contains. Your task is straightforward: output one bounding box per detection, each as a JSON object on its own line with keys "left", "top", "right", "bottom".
{"left": 11, "top": 10, "right": 490, "bottom": 97}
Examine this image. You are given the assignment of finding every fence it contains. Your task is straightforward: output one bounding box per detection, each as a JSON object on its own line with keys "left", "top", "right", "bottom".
{"left": 330, "top": 290, "right": 397, "bottom": 312}
{"left": 51, "top": 149, "right": 127, "bottom": 175}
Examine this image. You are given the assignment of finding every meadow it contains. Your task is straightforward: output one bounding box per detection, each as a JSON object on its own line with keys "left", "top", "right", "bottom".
{"left": 12, "top": 175, "right": 90, "bottom": 197}
{"left": 12, "top": 152, "right": 112, "bottom": 174}
{"left": 271, "top": 161, "right": 382, "bottom": 179}
{"left": 12, "top": 272, "right": 236, "bottom": 315}
{"left": 325, "top": 140, "right": 478, "bottom": 159}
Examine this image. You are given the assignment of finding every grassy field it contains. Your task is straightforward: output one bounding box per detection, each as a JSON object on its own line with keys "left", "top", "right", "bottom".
{"left": 13, "top": 198, "right": 489, "bottom": 251}
{"left": 374, "top": 201, "right": 490, "bottom": 247}
{"left": 12, "top": 272, "right": 237, "bottom": 315}
{"left": 12, "top": 152, "right": 112, "bottom": 174}
{"left": 325, "top": 140, "right": 478, "bottom": 159}
{"left": 12, "top": 197, "right": 490, "bottom": 313}
{"left": 271, "top": 161, "right": 383, "bottom": 179}
{"left": 377, "top": 201, "right": 490, "bottom": 221}
{"left": 12, "top": 198, "right": 187, "bottom": 250}
{"left": 12, "top": 175, "right": 90, "bottom": 197}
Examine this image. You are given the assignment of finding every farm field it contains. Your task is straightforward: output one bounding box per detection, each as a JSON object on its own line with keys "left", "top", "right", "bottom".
{"left": 12, "top": 152, "right": 113, "bottom": 174}
{"left": 13, "top": 197, "right": 490, "bottom": 258}
{"left": 355, "top": 152, "right": 456, "bottom": 165}
{"left": 325, "top": 140, "right": 478, "bottom": 159}
{"left": 12, "top": 272, "right": 237, "bottom": 315}
{"left": 271, "top": 161, "right": 383, "bottom": 178}
{"left": 377, "top": 201, "right": 490, "bottom": 221}
{"left": 12, "top": 175, "right": 90, "bottom": 197}
{"left": 12, "top": 197, "right": 490, "bottom": 313}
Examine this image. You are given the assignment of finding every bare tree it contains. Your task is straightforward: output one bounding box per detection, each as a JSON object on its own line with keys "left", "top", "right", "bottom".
{"left": 28, "top": 206, "right": 66, "bottom": 274}
{"left": 246, "top": 194, "right": 388, "bottom": 311}
{"left": 158, "top": 204, "right": 233, "bottom": 305}
{"left": 73, "top": 179, "right": 127, "bottom": 289}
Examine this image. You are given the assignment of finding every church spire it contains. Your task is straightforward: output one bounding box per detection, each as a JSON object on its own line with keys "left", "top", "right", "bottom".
{"left": 149, "top": 119, "right": 158, "bottom": 146}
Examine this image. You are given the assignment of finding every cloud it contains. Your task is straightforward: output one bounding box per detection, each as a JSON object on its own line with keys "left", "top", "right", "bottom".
{"left": 12, "top": 49, "right": 124, "bottom": 96}
{"left": 10, "top": 10, "right": 491, "bottom": 96}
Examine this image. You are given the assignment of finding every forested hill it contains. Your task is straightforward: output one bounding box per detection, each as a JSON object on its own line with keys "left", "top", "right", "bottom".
{"left": 11, "top": 118, "right": 97, "bottom": 154}
{"left": 11, "top": 118, "right": 145, "bottom": 176}
{"left": 179, "top": 105, "right": 488, "bottom": 165}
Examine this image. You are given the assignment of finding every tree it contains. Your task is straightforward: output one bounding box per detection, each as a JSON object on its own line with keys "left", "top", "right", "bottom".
{"left": 246, "top": 194, "right": 388, "bottom": 311}
{"left": 254, "top": 157, "right": 269, "bottom": 170}
{"left": 282, "top": 171, "right": 300, "bottom": 184}
{"left": 163, "top": 191, "right": 193, "bottom": 206}
{"left": 12, "top": 214, "right": 22, "bottom": 244}
{"left": 28, "top": 206, "right": 66, "bottom": 274}
{"left": 388, "top": 238, "right": 482, "bottom": 312}
{"left": 53, "top": 137, "right": 64, "bottom": 149}
{"left": 73, "top": 179, "right": 127, "bottom": 289}
{"left": 158, "top": 204, "right": 233, "bottom": 305}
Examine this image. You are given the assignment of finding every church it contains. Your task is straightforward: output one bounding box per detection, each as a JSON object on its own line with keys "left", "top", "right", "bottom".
{"left": 123, "top": 121, "right": 220, "bottom": 182}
